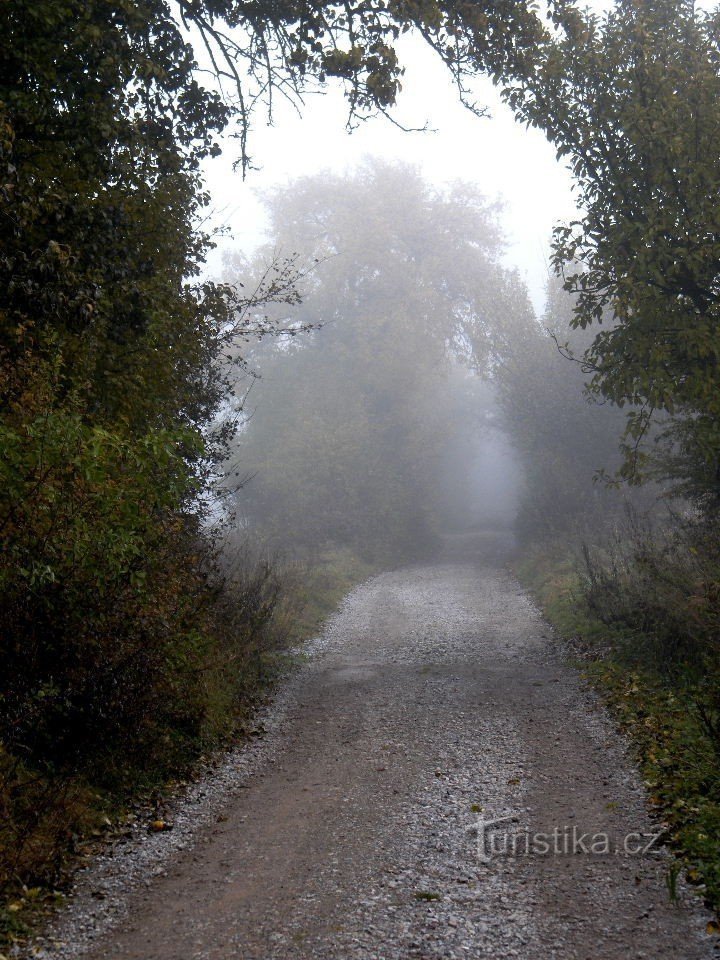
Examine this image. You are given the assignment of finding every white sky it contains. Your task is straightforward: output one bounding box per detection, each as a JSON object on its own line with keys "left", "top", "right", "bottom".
{"left": 202, "top": 33, "right": 578, "bottom": 312}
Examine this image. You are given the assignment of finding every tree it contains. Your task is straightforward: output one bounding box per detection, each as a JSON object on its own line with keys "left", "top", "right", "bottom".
{"left": 224, "top": 161, "right": 528, "bottom": 560}
{"left": 3, "top": 0, "right": 717, "bottom": 843}
{"left": 0, "top": 0, "right": 303, "bottom": 786}
{"left": 503, "top": 0, "right": 720, "bottom": 507}
{"left": 493, "top": 276, "right": 634, "bottom": 541}
{"left": 0, "top": 0, "right": 549, "bottom": 789}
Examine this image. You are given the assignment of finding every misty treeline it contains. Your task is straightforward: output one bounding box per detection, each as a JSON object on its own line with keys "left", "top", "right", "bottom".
{"left": 222, "top": 162, "right": 635, "bottom": 559}
{"left": 222, "top": 163, "right": 531, "bottom": 563}
{"left": 2, "top": 0, "right": 720, "bottom": 923}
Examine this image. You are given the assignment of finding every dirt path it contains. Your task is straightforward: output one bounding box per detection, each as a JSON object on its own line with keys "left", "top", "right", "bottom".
{"left": 34, "top": 534, "right": 716, "bottom": 959}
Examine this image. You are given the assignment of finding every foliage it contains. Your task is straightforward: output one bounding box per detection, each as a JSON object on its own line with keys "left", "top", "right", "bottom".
{"left": 0, "top": 0, "right": 546, "bottom": 182}
{"left": 224, "top": 161, "right": 527, "bottom": 561}
{"left": 0, "top": 0, "right": 544, "bottom": 940}
{"left": 500, "top": 3, "right": 720, "bottom": 912}
{"left": 581, "top": 510, "right": 720, "bottom": 680}
{"left": 154, "top": 0, "right": 546, "bottom": 163}
{"left": 221, "top": 541, "right": 377, "bottom": 646}
{"left": 1, "top": 1, "right": 231, "bottom": 433}
{"left": 516, "top": 521, "right": 720, "bottom": 915}
{"left": 4, "top": 0, "right": 720, "bottom": 941}
{"left": 0, "top": 540, "right": 293, "bottom": 931}
{"left": 0, "top": 746, "right": 99, "bottom": 933}
{"left": 0, "top": 0, "right": 304, "bottom": 928}
{"left": 504, "top": 0, "right": 720, "bottom": 506}
{"left": 595, "top": 664, "right": 720, "bottom": 919}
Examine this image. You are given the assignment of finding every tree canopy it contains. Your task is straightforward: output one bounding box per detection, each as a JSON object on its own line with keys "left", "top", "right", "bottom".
{"left": 504, "top": 0, "right": 720, "bottom": 505}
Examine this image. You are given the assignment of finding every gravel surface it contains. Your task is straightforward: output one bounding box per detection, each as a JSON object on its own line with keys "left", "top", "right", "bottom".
{"left": 25, "top": 533, "right": 718, "bottom": 959}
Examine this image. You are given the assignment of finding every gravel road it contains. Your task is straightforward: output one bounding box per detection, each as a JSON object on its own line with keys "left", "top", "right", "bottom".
{"left": 30, "top": 533, "right": 717, "bottom": 959}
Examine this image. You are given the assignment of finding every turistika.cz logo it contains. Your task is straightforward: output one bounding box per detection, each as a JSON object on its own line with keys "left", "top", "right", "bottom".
{"left": 466, "top": 814, "right": 664, "bottom": 863}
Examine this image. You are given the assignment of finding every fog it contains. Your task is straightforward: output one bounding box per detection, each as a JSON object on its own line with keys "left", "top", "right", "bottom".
{"left": 203, "top": 33, "right": 577, "bottom": 312}
{"left": 445, "top": 430, "right": 524, "bottom": 532}
{"left": 216, "top": 159, "right": 637, "bottom": 565}
{"left": 6, "top": 0, "right": 719, "bottom": 931}
{"left": 207, "top": 28, "right": 659, "bottom": 565}
{"left": 204, "top": 39, "right": 579, "bottom": 559}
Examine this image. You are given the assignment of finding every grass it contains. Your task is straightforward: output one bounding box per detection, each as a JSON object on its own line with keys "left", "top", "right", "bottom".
{"left": 515, "top": 541, "right": 720, "bottom": 917}
{"left": 275, "top": 546, "right": 376, "bottom": 646}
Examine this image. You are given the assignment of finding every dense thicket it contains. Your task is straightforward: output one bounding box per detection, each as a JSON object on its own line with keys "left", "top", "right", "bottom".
{"left": 0, "top": 0, "right": 301, "bottom": 905}
{"left": 1, "top": 0, "right": 270, "bottom": 781}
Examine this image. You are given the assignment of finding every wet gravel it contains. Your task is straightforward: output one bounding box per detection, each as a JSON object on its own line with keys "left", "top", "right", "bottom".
{"left": 24, "top": 538, "right": 719, "bottom": 960}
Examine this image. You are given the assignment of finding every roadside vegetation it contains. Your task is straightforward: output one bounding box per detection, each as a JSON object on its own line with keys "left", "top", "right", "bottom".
{"left": 515, "top": 522, "right": 720, "bottom": 917}
{"left": 500, "top": 273, "right": 720, "bottom": 915}
{"left": 498, "top": 274, "right": 720, "bottom": 916}
{"left": 0, "top": 538, "right": 373, "bottom": 944}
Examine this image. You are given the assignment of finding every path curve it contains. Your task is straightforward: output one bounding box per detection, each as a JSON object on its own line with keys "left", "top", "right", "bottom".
{"left": 32, "top": 534, "right": 716, "bottom": 959}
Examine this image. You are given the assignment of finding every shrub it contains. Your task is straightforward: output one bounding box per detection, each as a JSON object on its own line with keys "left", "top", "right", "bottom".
{"left": 580, "top": 510, "right": 720, "bottom": 683}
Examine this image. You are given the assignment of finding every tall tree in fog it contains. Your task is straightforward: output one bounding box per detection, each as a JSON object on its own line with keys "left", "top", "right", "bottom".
{"left": 225, "top": 162, "right": 529, "bottom": 560}
{"left": 494, "top": 277, "right": 630, "bottom": 541}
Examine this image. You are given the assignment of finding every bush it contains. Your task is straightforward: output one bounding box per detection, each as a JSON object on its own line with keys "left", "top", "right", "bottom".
{"left": 0, "top": 532, "right": 291, "bottom": 917}
{"left": 580, "top": 510, "right": 720, "bottom": 682}
{"left": 0, "top": 390, "right": 295, "bottom": 914}
{"left": 0, "top": 392, "right": 203, "bottom": 775}
{"left": 0, "top": 425, "right": 371, "bottom": 932}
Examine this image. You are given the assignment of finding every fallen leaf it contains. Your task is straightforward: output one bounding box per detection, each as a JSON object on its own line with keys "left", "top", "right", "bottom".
{"left": 149, "top": 819, "right": 172, "bottom": 832}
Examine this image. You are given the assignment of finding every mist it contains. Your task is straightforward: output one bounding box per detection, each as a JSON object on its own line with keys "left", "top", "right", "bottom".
{"left": 217, "top": 160, "right": 639, "bottom": 569}
{"left": 6, "top": 0, "right": 720, "bottom": 945}
{"left": 201, "top": 33, "right": 577, "bottom": 313}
